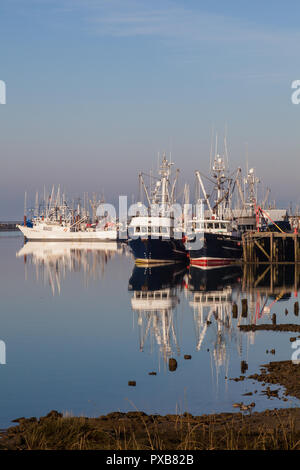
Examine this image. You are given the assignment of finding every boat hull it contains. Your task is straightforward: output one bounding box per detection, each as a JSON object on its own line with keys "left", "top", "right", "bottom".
{"left": 188, "top": 232, "right": 242, "bottom": 268}
{"left": 129, "top": 237, "right": 187, "bottom": 265}
{"left": 17, "top": 225, "right": 118, "bottom": 241}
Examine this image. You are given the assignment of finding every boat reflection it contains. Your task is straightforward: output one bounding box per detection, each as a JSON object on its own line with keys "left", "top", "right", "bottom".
{"left": 128, "top": 264, "right": 187, "bottom": 364}
{"left": 186, "top": 265, "right": 243, "bottom": 374}
{"left": 16, "top": 241, "right": 127, "bottom": 294}
{"left": 241, "top": 264, "right": 299, "bottom": 323}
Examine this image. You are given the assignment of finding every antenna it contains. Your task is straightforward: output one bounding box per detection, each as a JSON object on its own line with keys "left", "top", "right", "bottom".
{"left": 224, "top": 124, "right": 229, "bottom": 169}
{"left": 24, "top": 191, "right": 27, "bottom": 226}
{"left": 209, "top": 125, "right": 214, "bottom": 171}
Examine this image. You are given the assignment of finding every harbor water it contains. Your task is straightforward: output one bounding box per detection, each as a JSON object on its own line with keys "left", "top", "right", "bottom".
{"left": 0, "top": 231, "right": 299, "bottom": 429}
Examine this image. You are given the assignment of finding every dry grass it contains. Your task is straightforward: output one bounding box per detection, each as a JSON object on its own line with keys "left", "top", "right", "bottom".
{"left": 1, "top": 409, "right": 300, "bottom": 450}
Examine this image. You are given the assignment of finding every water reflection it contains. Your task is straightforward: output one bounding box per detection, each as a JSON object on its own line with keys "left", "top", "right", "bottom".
{"left": 186, "top": 266, "right": 242, "bottom": 374}
{"left": 128, "top": 264, "right": 186, "bottom": 363}
{"left": 17, "top": 241, "right": 300, "bottom": 354}
{"left": 10, "top": 239, "right": 300, "bottom": 419}
{"left": 242, "top": 264, "right": 299, "bottom": 323}
{"left": 16, "top": 241, "right": 127, "bottom": 294}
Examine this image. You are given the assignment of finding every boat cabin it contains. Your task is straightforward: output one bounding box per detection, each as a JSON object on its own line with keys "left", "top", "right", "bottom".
{"left": 129, "top": 216, "right": 174, "bottom": 238}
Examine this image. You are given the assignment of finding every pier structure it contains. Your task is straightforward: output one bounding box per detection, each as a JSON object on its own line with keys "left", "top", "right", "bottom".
{"left": 242, "top": 231, "right": 300, "bottom": 264}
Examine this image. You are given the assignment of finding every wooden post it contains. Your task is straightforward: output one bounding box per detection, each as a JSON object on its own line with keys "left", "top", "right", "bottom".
{"left": 270, "top": 233, "right": 273, "bottom": 263}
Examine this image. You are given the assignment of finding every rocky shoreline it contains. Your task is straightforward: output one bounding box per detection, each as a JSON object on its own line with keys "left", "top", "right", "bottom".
{"left": 1, "top": 360, "right": 300, "bottom": 450}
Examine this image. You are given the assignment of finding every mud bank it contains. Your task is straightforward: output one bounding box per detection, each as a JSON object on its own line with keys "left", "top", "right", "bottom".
{"left": 1, "top": 408, "right": 300, "bottom": 450}
{"left": 247, "top": 360, "right": 300, "bottom": 400}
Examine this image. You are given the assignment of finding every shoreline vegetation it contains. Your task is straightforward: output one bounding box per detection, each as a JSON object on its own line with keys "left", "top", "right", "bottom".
{"left": 1, "top": 360, "right": 300, "bottom": 451}
{"left": 1, "top": 408, "right": 300, "bottom": 450}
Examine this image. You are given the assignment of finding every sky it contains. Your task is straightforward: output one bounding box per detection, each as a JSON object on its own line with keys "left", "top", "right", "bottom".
{"left": 1, "top": 0, "right": 300, "bottom": 218}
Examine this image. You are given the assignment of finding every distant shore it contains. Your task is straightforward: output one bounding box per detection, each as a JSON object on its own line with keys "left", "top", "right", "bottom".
{"left": 0, "top": 222, "right": 21, "bottom": 231}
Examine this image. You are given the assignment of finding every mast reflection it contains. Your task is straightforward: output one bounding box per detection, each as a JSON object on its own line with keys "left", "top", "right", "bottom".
{"left": 17, "top": 241, "right": 126, "bottom": 294}
{"left": 128, "top": 264, "right": 187, "bottom": 364}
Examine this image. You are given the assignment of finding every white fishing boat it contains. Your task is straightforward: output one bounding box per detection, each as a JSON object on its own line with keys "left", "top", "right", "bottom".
{"left": 17, "top": 218, "right": 118, "bottom": 241}
{"left": 17, "top": 187, "right": 118, "bottom": 241}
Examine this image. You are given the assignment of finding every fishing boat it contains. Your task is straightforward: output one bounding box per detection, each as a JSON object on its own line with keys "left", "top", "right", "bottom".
{"left": 128, "top": 154, "right": 187, "bottom": 264}
{"left": 187, "top": 152, "right": 243, "bottom": 267}
{"left": 17, "top": 188, "right": 118, "bottom": 241}
{"left": 17, "top": 218, "right": 118, "bottom": 241}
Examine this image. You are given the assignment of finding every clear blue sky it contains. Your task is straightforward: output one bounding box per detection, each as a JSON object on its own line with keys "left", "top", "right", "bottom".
{"left": 1, "top": 0, "right": 300, "bottom": 218}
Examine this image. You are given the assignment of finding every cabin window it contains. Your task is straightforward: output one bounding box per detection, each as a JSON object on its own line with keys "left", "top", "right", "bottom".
{"left": 161, "top": 227, "right": 168, "bottom": 234}
{"left": 135, "top": 227, "right": 140, "bottom": 233}
{"left": 207, "top": 223, "right": 213, "bottom": 229}
{"left": 221, "top": 223, "right": 226, "bottom": 229}
{"left": 214, "top": 223, "right": 220, "bottom": 229}
{"left": 141, "top": 227, "right": 147, "bottom": 233}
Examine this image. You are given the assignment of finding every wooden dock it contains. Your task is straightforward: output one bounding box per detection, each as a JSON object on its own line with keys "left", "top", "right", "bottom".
{"left": 242, "top": 231, "right": 300, "bottom": 264}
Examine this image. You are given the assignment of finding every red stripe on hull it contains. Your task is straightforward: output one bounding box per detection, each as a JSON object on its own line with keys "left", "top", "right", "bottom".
{"left": 190, "top": 258, "right": 237, "bottom": 267}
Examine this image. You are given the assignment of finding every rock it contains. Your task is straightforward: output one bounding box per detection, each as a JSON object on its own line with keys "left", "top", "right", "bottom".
{"left": 45, "top": 410, "right": 63, "bottom": 419}
{"left": 184, "top": 355, "right": 192, "bottom": 360}
{"left": 128, "top": 381, "right": 136, "bottom": 386}
{"left": 295, "top": 302, "right": 299, "bottom": 316}
{"left": 11, "top": 417, "right": 25, "bottom": 423}
{"left": 169, "top": 358, "right": 177, "bottom": 372}
{"left": 148, "top": 372, "right": 157, "bottom": 376}
{"left": 241, "top": 360, "right": 248, "bottom": 374}
{"left": 290, "top": 337, "right": 297, "bottom": 342}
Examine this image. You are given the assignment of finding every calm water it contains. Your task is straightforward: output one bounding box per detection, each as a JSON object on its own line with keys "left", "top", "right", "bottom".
{"left": 0, "top": 232, "right": 299, "bottom": 428}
